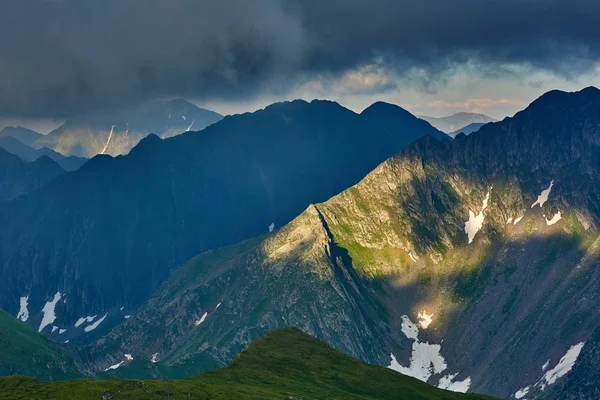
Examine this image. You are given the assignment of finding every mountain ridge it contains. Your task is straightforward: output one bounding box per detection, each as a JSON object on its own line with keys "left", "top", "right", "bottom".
{"left": 0, "top": 98, "right": 445, "bottom": 343}
{"left": 78, "top": 87, "right": 600, "bottom": 400}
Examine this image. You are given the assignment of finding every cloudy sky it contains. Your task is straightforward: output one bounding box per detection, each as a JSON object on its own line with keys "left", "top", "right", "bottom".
{"left": 1, "top": 0, "right": 600, "bottom": 131}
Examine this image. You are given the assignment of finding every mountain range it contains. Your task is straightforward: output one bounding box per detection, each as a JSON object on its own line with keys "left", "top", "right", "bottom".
{"left": 2, "top": 88, "right": 600, "bottom": 400}
{"left": 419, "top": 113, "right": 497, "bottom": 133}
{"left": 0, "top": 126, "right": 44, "bottom": 146}
{"left": 0, "top": 136, "right": 87, "bottom": 172}
{"left": 0, "top": 99, "right": 446, "bottom": 344}
{"left": 32, "top": 99, "right": 223, "bottom": 157}
{"left": 70, "top": 87, "right": 600, "bottom": 400}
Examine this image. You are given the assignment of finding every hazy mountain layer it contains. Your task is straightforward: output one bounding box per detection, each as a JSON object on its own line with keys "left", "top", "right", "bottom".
{"left": 33, "top": 99, "right": 223, "bottom": 157}
{"left": 420, "top": 113, "right": 497, "bottom": 133}
{"left": 0, "top": 126, "right": 43, "bottom": 146}
{"left": 0, "top": 136, "right": 87, "bottom": 171}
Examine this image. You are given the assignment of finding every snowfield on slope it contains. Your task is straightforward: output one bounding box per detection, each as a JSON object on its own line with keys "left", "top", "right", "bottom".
{"left": 388, "top": 315, "right": 471, "bottom": 392}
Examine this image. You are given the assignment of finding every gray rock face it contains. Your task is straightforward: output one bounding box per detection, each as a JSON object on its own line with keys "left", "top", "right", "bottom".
{"left": 81, "top": 87, "right": 600, "bottom": 400}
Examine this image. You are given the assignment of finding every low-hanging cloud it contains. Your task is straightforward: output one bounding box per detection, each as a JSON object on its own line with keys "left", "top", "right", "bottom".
{"left": 1, "top": 0, "right": 599, "bottom": 118}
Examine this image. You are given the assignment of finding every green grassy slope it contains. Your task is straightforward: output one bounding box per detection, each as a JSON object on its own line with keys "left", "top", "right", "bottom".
{"left": 0, "top": 310, "right": 81, "bottom": 381}
{"left": 0, "top": 328, "right": 496, "bottom": 400}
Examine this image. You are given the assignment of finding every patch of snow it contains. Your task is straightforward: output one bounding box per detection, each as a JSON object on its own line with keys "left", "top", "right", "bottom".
{"left": 514, "top": 216, "right": 525, "bottom": 225}
{"left": 120, "top": 307, "right": 124, "bottom": 311}
{"left": 438, "top": 374, "right": 471, "bottom": 393}
{"left": 105, "top": 361, "right": 124, "bottom": 371}
{"left": 531, "top": 181, "right": 554, "bottom": 208}
{"left": 181, "top": 115, "right": 186, "bottom": 121}
{"left": 124, "top": 315, "right": 131, "bottom": 319}
{"left": 75, "top": 315, "right": 97, "bottom": 328}
{"left": 195, "top": 312, "right": 208, "bottom": 326}
{"left": 84, "top": 313, "right": 107, "bottom": 332}
{"left": 269, "top": 222, "right": 275, "bottom": 233}
{"left": 64, "top": 340, "right": 69, "bottom": 344}
{"left": 52, "top": 326, "right": 58, "bottom": 333}
{"left": 538, "top": 342, "right": 585, "bottom": 389}
{"left": 17, "top": 296, "right": 29, "bottom": 322}
{"left": 151, "top": 353, "right": 159, "bottom": 363}
{"left": 506, "top": 217, "right": 514, "bottom": 225}
{"left": 100, "top": 125, "right": 116, "bottom": 155}
{"left": 515, "top": 386, "right": 530, "bottom": 399}
{"left": 38, "top": 291, "right": 62, "bottom": 332}
{"left": 124, "top": 354, "right": 134, "bottom": 361}
{"left": 546, "top": 212, "right": 562, "bottom": 226}
{"left": 59, "top": 329, "right": 67, "bottom": 334}
{"left": 417, "top": 311, "right": 433, "bottom": 329}
{"left": 390, "top": 315, "right": 470, "bottom": 386}
{"left": 400, "top": 315, "right": 419, "bottom": 340}
{"left": 542, "top": 360, "right": 550, "bottom": 371}
{"left": 409, "top": 252, "right": 417, "bottom": 263}
{"left": 389, "top": 342, "right": 447, "bottom": 382}
{"left": 465, "top": 189, "right": 491, "bottom": 244}
{"left": 186, "top": 120, "right": 195, "bottom": 132}
{"left": 216, "top": 302, "right": 222, "bottom": 309}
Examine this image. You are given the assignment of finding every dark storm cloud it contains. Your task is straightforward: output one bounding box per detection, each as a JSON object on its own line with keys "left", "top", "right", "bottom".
{"left": 1, "top": 0, "right": 599, "bottom": 118}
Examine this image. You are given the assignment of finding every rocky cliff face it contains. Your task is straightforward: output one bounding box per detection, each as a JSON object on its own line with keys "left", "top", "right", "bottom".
{"left": 81, "top": 87, "right": 600, "bottom": 399}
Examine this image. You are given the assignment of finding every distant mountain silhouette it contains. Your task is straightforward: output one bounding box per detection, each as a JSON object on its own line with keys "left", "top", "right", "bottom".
{"left": 0, "top": 126, "right": 43, "bottom": 146}
{"left": 448, "top": 122, "right": 489, "bottom": 138}
{"left": 0, "top": 148, "right": 64, "bottom": 201}
{"left": 419, "top": 112, "right": 497, "bottom": 133}
{"left": 0, "top": 136, "right": 87, "bottom": 171}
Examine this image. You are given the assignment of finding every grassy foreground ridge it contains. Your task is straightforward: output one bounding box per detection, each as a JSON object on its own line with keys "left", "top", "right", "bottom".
{"left": 0, "top": 327, "right": 497, "bottom": 399}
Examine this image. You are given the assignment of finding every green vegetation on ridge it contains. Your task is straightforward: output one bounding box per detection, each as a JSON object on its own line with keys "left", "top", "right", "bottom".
{"left": 0, "top": 328, "right": 496, "bottom": 400}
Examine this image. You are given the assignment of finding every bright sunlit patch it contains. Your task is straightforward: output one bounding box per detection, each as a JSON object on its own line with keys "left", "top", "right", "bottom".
{"left": 417, "top": 311, "right": 433, "bottom": 329}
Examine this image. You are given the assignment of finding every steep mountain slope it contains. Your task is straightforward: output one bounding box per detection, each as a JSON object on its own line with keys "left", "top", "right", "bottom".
{"left": 419, "top": 113, "right": 497, "bottom": 133}
{"left": 33, "top": 99, "right": 223, "bottom": 157}
{"left": 83, "top": 87, "right": 600, "bottom": 400}
{"left": 0, "top": 328, "right": 495, "bottom": 400}
{"left": 0, "top": 136, "right": 87, "bottom": 171}
{"left": 0, "top": 310, "right": 81, "bottom": 380}
{"left": 0, "top": 99, "right": 444, "bottom": 342}
{"left": 448, "top": 122, "right": 488, "bottom": 138}
{"left": 0, "top": 148, "right": 65, "bottom": 201}
{"left": 0, "top": 126, "right": 43, "bottom": 146}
